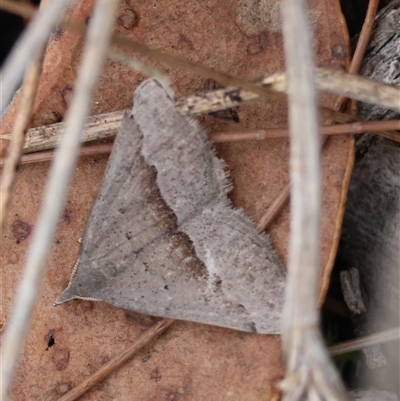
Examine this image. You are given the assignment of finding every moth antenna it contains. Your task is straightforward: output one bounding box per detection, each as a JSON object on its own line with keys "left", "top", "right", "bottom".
{"left": 69, "top": 258, "right": 80, "bottom": 281}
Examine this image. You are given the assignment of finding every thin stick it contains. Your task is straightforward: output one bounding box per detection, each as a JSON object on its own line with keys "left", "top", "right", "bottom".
{"left": 211, "top": 120, "right": 400, "bottom": 143}
{"left": 0, "top": 143, "right": 114, "bottom": 166}
{"left": 281, "top": 0, "right": 321, "bottom": 337}
{"left": 280, "top": 0, "right": 349, "bottom": 399}
{"left": 0, "top": 57, "right": 43, "bottom": 230}
{"left": 0, "top": 110, "right": 125, "bottom": 154}
{"left": 0, "top": 0, "right": 74, "bottom": 116}
{"left": 0, "top": 0, "right": 121, "bottom": 398}
{"left": 0, "top": 0, "right": 50, "bottom": 233}
{"left": 1, "top": 113, "right": 398, "bottom": 160}
{"left": 108, "top": 49, "right": 167, "bottom": 80}
{"left": 56, "top": 318, "right": 175, "bottom": 401}
{"left": 328, "top": 327, "right": 400, "bottom": 356}
{"left": 345, "top": 0, "right": 379, "bottom": 116}
{"left": 256, "top": 184, "right": 290, "bottom": 233}
{"left": 351, "top": 0, "right": 379, "bottom": 75}
{"left": 2, "top": 119, "right": 398, "bottom": 167}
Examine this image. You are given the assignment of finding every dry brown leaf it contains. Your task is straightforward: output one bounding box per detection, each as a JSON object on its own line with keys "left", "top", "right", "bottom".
{"left": 1, "top": 0, "right": 352, "bottom": 399}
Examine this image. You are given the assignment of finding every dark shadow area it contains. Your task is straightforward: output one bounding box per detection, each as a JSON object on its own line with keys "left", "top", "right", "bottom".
{"left": 0, "top": 0, "right": 41, "bottom": 66}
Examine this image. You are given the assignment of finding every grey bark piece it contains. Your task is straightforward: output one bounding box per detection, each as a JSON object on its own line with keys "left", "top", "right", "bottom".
{"left": 358, "top": 0, "right": 400, "bottom": 123}
{"left": 340, "top": 268, "right": 366, "bottom": 315}
{"left": 343, "top": 133, "right": 400, "bottom": 316}
{"left": 56, "top": 79, "right": 286, "bottom": 334}
{"left": 339, "top": 135, "right": 399, "bottom": 384}
{"left": 355, "top": 1, "right": 400, "bottom": 159}
{"left": 341, "top": 1, "right": 400, "bottom": 333}
{"left": 338, "top": 0, "right": 400, "bottom": 391}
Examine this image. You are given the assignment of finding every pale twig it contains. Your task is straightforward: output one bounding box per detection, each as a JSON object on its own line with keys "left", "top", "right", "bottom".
{"left": 56, "top": 318, "right": 175, "bottom": 401}
{"left": 280, "top": 0, "right": 349, "bottom": 400}
{"left": 317, "top": 67, "right": 399, "bottom": 113}
{"left": 1, "top": 114, "right": 399, "bottom": 156}
{"left": 328, "top": 327, "right": 400, "bottom": 356}
{"left": 108, "top": 49, "right": 167, "bottom": 81}
{"left": 2, "top": 119, "right": 399, "bottom": 167}
{"left": 177, "top": 67, "right": 400, "bottom": 116}
{"left": 0, "top": 0, "right": 74, "bottom": 116}
{"left": 278, "top": 0, "right": 380, "bottom": 396}
{"left": 0, "top": 111, "right": 398, "bottom": 160}
{"left": 0, "top": 56, "right": 43, "bottom": 230}
{"left": 0, "top": 110, "right": 125, "bottom": 153}
{"left": 0, "top": 0, "right": 121, "bottom": 398}
{"left": 0, "top": 0, "right": 50, "bottom": 233}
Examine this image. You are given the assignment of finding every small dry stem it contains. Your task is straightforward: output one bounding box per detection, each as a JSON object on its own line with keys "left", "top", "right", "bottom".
{"left": 280, "top": 329, "right": 348, "bottom": 401}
